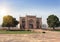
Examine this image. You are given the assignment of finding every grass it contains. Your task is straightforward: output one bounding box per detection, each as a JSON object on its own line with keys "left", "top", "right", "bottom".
{"left": 54, "top": 30, "right": 60, "bottom": 32}
{"left": 0, "top": 30, "right": 36, "bottom": 34}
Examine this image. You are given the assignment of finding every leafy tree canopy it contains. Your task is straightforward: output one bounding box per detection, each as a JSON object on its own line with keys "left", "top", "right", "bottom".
{"left": 47, "top": 14, "right": 60, "bottom": 29}
{"left": 2, "top": 15, "right": 18, "bottom": 27}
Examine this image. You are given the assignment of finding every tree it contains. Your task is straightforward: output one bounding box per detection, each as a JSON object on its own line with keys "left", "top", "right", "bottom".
{"left": 2, "top": 15, "right": 18, "bottom": 30}
{"left": 47, "top": 15, "right": 60, "bottom": 30}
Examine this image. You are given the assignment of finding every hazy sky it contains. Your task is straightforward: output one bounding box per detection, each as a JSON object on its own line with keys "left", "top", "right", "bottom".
{"left": 0, "top": 0, "right": 60, "bottom": 25}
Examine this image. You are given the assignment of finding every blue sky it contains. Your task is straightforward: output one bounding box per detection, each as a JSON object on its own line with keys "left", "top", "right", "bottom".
{"left": 0, "top": 0, "right": 60, "bottom": 25}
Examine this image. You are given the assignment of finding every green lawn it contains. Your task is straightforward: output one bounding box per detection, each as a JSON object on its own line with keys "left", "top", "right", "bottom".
{"left": 54, "top": 30, "right": 60, "bottom": 32}
{"left": 0, "top": 30, "right": 36, "bottom": 34}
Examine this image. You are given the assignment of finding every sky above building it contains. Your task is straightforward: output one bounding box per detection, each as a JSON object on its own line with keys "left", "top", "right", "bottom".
{"left": 0, "top": 0, "right": 60, "bottom": 25}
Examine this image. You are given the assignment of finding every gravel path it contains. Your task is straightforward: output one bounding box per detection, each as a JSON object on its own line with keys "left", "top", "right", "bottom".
{"left": 0, "top": 30, "right": 60, "bottom": 42}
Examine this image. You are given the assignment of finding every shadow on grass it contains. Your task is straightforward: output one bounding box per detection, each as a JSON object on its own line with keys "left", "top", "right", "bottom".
{"left": 7, "top": 30, "right": 31, "bottom": 31}
{"left": 53, "top": 29, "right": 60, "bottom": 31}
{"left": 42, "top": 28, "right": 60, "bottom": 31}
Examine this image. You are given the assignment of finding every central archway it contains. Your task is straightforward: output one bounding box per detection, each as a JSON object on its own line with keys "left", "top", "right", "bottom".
{"left": 28, "top": 19, "right": 34, "bottom": 29}
{"left": 29, "top": 23, "right": 33, "bottom": 29}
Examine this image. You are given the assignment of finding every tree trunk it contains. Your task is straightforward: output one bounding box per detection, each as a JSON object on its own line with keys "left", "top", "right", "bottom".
{"left": 8, "top": 27, "right": 10, "bottom": 30}
{"left": 53, "top": 27, "right": 55, "bottom": 30}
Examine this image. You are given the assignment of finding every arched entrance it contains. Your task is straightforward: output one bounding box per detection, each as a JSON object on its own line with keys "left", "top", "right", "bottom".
{"left": 28, "top": 19, "right": 34, "bottom": 29}
{"left": 29, "top": 23, "right": 33, "bottom": 29}
{"left": 21, "top": 19, "right": 25, "bottom": 30}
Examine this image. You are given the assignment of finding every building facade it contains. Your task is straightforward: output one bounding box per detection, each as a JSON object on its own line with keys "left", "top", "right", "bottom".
{"left": 19, "top": 15, "right": 42, "bottom": 30}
